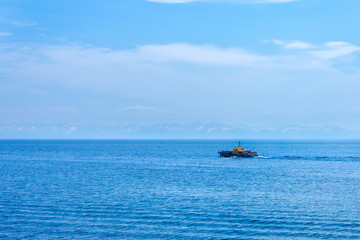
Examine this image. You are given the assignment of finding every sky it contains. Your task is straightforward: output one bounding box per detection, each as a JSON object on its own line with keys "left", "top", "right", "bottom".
{"left": 0, "top": 0, "right": 360, "bottom": 138}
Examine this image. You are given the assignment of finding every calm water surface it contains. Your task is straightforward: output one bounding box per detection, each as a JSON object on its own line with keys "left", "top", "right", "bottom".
{"left": 1, "top": 140, "right": 360, "bottom": 239}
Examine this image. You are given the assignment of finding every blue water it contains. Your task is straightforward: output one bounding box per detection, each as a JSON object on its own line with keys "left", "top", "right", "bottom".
{"left": 1, "top": 140, "right": 360, "bottom": 239}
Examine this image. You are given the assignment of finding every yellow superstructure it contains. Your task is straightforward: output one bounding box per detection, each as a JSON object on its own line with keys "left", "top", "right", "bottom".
{"left": 232, "top": 147, "right": 245, "bottom": 154}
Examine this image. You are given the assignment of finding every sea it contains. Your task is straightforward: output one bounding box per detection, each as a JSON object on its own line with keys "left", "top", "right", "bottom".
{"left": 1, "top": 140, "right": 360, "bottom": 239}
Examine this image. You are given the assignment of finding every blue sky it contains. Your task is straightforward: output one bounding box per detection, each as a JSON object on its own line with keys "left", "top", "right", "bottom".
{"left": 1, "top": 0, "right": 360, "bottom": 138}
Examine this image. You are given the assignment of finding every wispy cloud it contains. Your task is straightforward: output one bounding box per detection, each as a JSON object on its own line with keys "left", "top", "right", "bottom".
{"left": 1, "top": 41, "right": 358, "bottom": 88}
{"left": 269, "top": 39, "right": 314, "bottom": 49}
{"left": 9, "top": 21, "right": 37, "bottom": 26}
{"left": 115, "top": 106, "right": 156, "bottom": 112}
{"left": 1, "top": 41, "right": 360, "bottom": 129}
{"left": 1, "top": 122, "right": 358, "bottom": 139}
{"left": 268, "top": 39, "right": 360, "bottom": 60}
{"left": 1, "top": 41, "right": 359, "bottom": 83}
{"left": 138, "top": 43, "right": 267, "bottom": 66}
{"left": 311, "top": 42, "right": 360, "bottom": 60}
{"left": 66, "top": 126, "right": 78, "bottom": 134}
{"left": 147, "top": 0, "right": 197, "bottom": 3}
{"left": 0, "top": 32, "right": 12, "bottom": 37}
{"left": 146, "top": 0, "right": 297, "bottom": 3}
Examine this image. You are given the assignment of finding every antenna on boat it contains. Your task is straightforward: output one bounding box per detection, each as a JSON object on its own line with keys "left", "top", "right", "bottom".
{"left": 238, "top": 141, "right": 241, "bottom": 147}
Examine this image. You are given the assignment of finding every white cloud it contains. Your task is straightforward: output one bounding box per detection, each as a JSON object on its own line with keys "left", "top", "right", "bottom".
{"left": 1, "top": 41, "right": 358, "bottom": 86}
{"left": 66, "top": 126, "right": 78, "bottom": 134}
{"left": 1, "top": 41, "right": 360, "bottom": 129}
{"left": 270, "top": 39, "right": 314, "bottom": 49}
{"left": 232, "top": 0, "right": 298, "bottom": 2}
{"left": 115, "top": 106, "right": 156, "bottom": 112}
{"left": 1, "top": 41, "right": 358, "bottom": 92}
{"left": 9, "top": 21, "right": 38, "bottom": 26}
{"left": 147, "top": 0, "right": 198, "bottom": 3}
{"left": 138, "top": 43, "right": 267, "bottom": 66}
{"left": 146, "top": 0, "right": 297, "bottom": 3}
{"left": 0, "top": 32, "right": 12, "bottom": 37}
{"left": 1, "top": 122, "right": 358, "bottom": 139}
{"left": 325, "top": 41, "right": 350, "bottom": 47}
{"left": 268, "top": 39, "right": 360, "bottom": 60}
{"left": 311, "top": 42, "right": 360, "bottom": 60}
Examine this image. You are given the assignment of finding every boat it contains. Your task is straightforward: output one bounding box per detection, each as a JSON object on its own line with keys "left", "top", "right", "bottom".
{"left": 218, "top": 141, "right": 258, "bottom": 158}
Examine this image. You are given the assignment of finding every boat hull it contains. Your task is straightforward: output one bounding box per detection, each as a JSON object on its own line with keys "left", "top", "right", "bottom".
{"left": 218, "top": 151, "right": 257, "bottom": 158}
